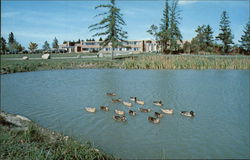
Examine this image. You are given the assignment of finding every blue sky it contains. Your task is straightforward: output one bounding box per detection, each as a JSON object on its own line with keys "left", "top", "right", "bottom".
{"left": 1, "top": 0, "right": 249, "bottom": 49}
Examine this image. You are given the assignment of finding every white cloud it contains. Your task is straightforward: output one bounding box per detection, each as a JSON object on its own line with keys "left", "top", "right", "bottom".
{"left": 178, "top": 0, "right": 198, "bottom": 5}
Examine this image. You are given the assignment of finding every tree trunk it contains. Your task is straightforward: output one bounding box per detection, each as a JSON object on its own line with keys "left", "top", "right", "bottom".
{"left": 111, "top": 47, "right": 114, "bottom": 60}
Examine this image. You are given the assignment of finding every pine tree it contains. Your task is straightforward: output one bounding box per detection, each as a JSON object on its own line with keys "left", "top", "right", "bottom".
{"left": 99, "top": 37, "right": 103, "bottom": 41}
{"left": 8, "top": 32, "right": 16, "bottom": 53}
{"left": 158, "top": 0, "right": 170, "bottom": 54}
{"left": 43, "top": 41, "right": 50, "bottom": 51}
{"left": 52, "top": 37, "right": 59, "bottom": 50}
{"left": 168, "top": 0, "right": 182, "bottom": 53}
{"left": 204, "top": 25, "right": 214, "bottom": 52}
{"left": 194, "top": 25, "right": 206, "bottom": 52}
{"left": 216, "top": 11, "right": 234, "bottom": 54}
{"left": 89, "top": 0, "right": 128, "bottom": 59}
{"left": 8, "top": 32, "right": 15, "bottom": 44}
{"left": 239, "top": 21, "right": 250, "bottom": 52}
{"left": 28, "top": 42, "right": 38, "bottom": 53}
{"left": 147, "top": 0, "right": 182, "bottom": 54}
{"left": 0, "top": 37, "right": 7, "bottom": 54}
{"left": 192, "top": 25, "right": 214, "bottom": 53}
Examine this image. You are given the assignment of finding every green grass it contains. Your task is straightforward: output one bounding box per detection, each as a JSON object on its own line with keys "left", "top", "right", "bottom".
{"left": 1, "top": 52, "right": 97, "bottom": 58}
{"left": 1, "top": 53, "right": 249, "bottom": 74}
{"left": 0, "top": 57, "right": 123, "bottom": 74}
{"left": 0, "top": 123, "right": 116, "bottom": 160}
{"left": 122, "top": 54, "right": 250, "bottom": 70}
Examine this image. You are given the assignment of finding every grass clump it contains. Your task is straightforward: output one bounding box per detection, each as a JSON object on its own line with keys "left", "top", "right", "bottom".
{"left": 0, "top": 122, "right": 117, "bottom": 160}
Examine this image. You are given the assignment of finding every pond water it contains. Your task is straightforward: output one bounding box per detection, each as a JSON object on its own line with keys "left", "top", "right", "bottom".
{"left": 1, "top": 69, "right": 249, "bottom": 159}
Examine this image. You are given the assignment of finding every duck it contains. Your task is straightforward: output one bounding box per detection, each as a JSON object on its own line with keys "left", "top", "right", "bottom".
{"left": 85, "top": 107, "right": 96, "bottom": 113}
{"left": 112, "top": 98, "right": 122, "bottom": 103}
{"left": 130, "top": 97, "right": 137, "bottom": 101}
{"left": 128, "top": 110, "right": 136, "bottom": 116}
{"left": 100, "top": 106, "right": 109, "bottom": 111}
{"left": 154, "top": 112, "right": 164, "bottom": 118}
{"left": 180, "top": 111, "right": 195, "bottom": 117}
{"left": 106, "top": 93, "right": 116, "bottom": 96}
{"left": 136, "top": 100, "right": 145, "bottom": 105}
{"left": 153, "top": 101, "right": 163, "bottom": 106}
{"left": 113, "top": 115, "right": 127, "bottom": 122}
{"left": 123, "top": 101, "right": 133, "bottom": 107}
{"left": 139, "top": 108, "right": 151, "bottom": 113}
{"left": 114, "top": 109, "right": 125, "bottom": 115}
{"left": 161, "top": 108, "right": 174, "bottom": 114}
{"left": 148, "top": 116, "right": 160, "bottom": 124}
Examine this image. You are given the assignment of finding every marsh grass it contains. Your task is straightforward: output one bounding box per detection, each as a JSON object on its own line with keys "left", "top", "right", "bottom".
{"left": 0, "top": 124, "right": 116, "bottom": 160}
{"left": 122, "top": 55, "right": 250, "bottom": 70}
{"left": 1, "top": 54, "right": 249, "bottom": 74}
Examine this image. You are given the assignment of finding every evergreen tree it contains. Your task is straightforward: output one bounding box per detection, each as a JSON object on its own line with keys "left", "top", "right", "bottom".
{"left": 192, "top": 25, "right": 214, "bottom": 53}
{"left": 216, "top": 11, "right": 234, "bottom": 54}
{"left": 89, "top": 0, "right": 128, "bottom": 59}
{"left": 43, "top": 41, "right": 50, "bottom": 50}
{"left": 28, "top": 42, "right": 38, "bottom": 53}
{"left": 8, "top": 32, "right": 15, "bottom": 44}
{"left": 52, "top": 37, "right": 59, "bottom": 50}
{"left": 8, "top": 32, "right": 16, "bottom": 53}
{"left": 193, "top": 25, "right": 206, "bottom": 52}
{"left": 147, "top": 0, "right": 182, "bottom": 54}
{"left": 158, "top": 0, "right": 170, "bottom": 54}
{"left": 204, "top": 25, "right": 214, "bottom": 52}
{"left": 239, "top": 21, "right": 250, "bottom": 52}
{"left": 99, "top": 37, "right": 103, "bottom": 41}
{"left": 168, "top": 0, "right": 182, "bottom": 53}
{"left": 0, "top": 37, "right": 7, "bottom": 54}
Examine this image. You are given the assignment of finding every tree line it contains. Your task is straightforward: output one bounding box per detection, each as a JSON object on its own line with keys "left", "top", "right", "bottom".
{"left": 1, "top": 0, "right": 249, "bottom": 55}
{"left": 0, "top": 35, "right": 60, "bottom": 54}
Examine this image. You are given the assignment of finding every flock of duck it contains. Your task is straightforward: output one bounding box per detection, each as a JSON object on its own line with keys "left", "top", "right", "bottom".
{"left": 84, "top": 92, "right": 196, "bottom": 124}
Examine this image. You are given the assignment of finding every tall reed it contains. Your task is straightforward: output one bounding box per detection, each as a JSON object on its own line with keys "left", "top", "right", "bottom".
{"left": 122, "top": 55, "right": 250, "bottom": 70}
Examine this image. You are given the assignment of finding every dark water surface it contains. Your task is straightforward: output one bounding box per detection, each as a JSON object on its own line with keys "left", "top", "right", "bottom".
{"left": 1, "top": 69, "right": 249, "bottom": 159}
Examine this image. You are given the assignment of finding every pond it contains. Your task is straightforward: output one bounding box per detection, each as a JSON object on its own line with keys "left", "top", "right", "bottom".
{"left": 1, "top": 69, "right": 249, "bottom": 159}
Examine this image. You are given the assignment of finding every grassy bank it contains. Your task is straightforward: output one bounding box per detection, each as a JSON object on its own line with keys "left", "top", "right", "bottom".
{"left": 0, "top": 112, "right": 116, "bottom": 160}
{"left": 123, "top": 55, "right": 250, "bottom": 69}
{"left": 1, "top": 57, "right": 123, "bottom": 74}
{"left": 1, "top": 53, "right": 249, "bottom": 74}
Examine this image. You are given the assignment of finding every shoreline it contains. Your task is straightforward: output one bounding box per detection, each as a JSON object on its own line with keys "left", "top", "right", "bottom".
{"left": 0, "top": 111, "right": 117, "bottom": 160}
{"left": 1, "top": 54, "right": 250, "bottom": 74}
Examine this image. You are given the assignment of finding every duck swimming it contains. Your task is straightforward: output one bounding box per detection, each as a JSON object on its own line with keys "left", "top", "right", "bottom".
{"left": 112, "top": 98, "right": 122, "bottom": 103}
{"left": 136, "top": 100, "right": 145, "bottom": 105}
{"left": 161, "top": 108, "right": 174, "bottom": 114}
{"left": 106, "top": 93, "right": 116, "bottom": 96}
{"left": 100, "top": 106, "right": 109, "bottom": 111}
{"left": 130, "top": 97, "right": 137, "bottom": 101}
{"left": 148, "top": 116, "right": 160, "bottom": 124}
{"left": 128, "top": 110, "right": 136, "bottom": 116}
{"left": 153, "top": 101, "right": 163, "bottom": 106}
{"left": 139, "top": 108, "right": 151, "bottom": 113}
{"left": 123, "top": 101, "right": 133, "bottom": 107}
{"left": 155, "top": 112, "right": 164, "bottom": 118}
{"left": 180, "top": 111, "right": 195, "bottom": 117}
{"left": 85, "top": 107, "right": 96, "bottom": 113}
{"left": 115, "top": 109, "right": 125, "bottom": 115}
{"left": 113, "top": 115, "right": 127, "bottom": 122}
